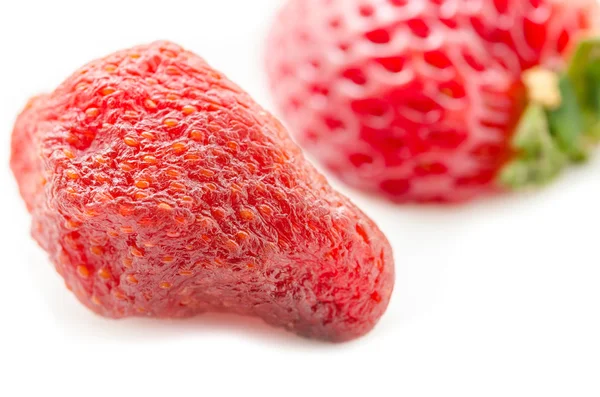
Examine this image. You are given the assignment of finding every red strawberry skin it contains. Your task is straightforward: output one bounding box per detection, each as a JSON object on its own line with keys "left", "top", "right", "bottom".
{"left": 266, "top": 0, "right": 597, "bottom": 202}
{"left": 10, "top": 41, "right": 394, "bottom": 342}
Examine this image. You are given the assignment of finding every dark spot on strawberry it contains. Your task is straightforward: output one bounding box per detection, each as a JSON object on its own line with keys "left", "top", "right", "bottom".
{"left": 324, "top": 116, "right": 346, "bottom": 131}
{"left": 359, "top": 4, "right": 375, "bottom": 17}
{"left": 424, "top": 50, "right": 453, "bottom": 69}
{"left": 407, "top": 19, "right": 430, "bottom": 38}
{"left": 414, "top": 162, "right": 448, "bottom": 176}
{"left": 380, "top": 179, "right": 411, "bottom": 196}
{"left": 349, "top": 153, "right": 374, "bottom": 168}
{"left": 376, "top": 56, "right": 406, "bottom": 73}
{"left": 424, "top": 127, "right": 468, "bottom": 149}
{"left": 365, "top": 28, "right": 391, "bottom": 44}
{"left": 461, "top": 48, "right": 486, "bottom": 72}
{"left": 342, "top": 68, "right": 368, "bottom": 85}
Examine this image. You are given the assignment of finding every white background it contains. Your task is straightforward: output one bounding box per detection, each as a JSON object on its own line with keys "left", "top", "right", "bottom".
{"left": 1, "top": 1, "right": 599, "bottom": 396}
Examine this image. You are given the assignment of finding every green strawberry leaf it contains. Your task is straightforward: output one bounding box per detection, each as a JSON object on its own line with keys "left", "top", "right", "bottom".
{"left": 546, "top": 76, "right": 587, "bottom": 161}
{"left": 499, "top": 38, "right": 600, "bottom": 190}
{"left": 500, "top": 104, "right": 567, "bottom": 189}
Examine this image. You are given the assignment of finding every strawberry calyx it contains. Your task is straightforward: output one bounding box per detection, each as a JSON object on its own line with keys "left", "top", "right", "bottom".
{"left": 499, "top": 38, "right": 600, "bottom": 189}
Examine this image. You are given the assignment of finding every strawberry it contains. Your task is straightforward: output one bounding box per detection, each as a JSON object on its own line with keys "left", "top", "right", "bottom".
{"left": 10, "top": 41, "right": 394, "bottom": 342}
{"left": 265, "top": 0, "right": 600, "bottom": 202}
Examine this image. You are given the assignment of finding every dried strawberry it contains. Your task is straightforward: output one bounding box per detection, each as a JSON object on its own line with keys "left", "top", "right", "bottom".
{"left": 11, "top": 41, "right": 394, "bottom": 342}
{"left": 266, "top": 0, "right": 600, "bottom": 202}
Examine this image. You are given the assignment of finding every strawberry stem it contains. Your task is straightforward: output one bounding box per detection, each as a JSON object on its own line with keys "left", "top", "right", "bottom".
{"left": 499, "top": 38, "right": 600, "bottom": 189}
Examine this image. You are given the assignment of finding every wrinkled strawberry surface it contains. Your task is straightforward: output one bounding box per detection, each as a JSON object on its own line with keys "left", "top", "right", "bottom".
{"left": 11, "top": 41, "right": 394, "bottom": 341}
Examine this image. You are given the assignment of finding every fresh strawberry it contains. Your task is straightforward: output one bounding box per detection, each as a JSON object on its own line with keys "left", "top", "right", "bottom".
{"left": 10, "top": 41, "right": 394, "bottom": 342}
{"left": 265, "top": 0, "right": 600, "bottom": 202}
